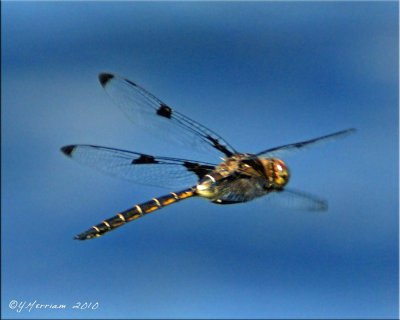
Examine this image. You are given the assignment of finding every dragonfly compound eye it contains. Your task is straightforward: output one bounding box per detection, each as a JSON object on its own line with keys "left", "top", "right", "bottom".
{"left": 273, "top": 159, "right": 290, "bottom": 188}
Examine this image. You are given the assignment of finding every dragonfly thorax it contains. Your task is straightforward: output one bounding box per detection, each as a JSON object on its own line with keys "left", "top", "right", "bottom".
{"left": 196, "top": 154, "right": 290, "bottom": 203}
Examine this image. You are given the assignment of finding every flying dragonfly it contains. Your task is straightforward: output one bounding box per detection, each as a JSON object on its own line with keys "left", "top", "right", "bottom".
{"left": 61, "top": 73, "right": 355, "bottom": 240}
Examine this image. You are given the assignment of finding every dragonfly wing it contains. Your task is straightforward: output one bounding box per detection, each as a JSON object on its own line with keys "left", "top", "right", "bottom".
{"left": 266, "top": 188, "right": 328, "bottom": 211}
{"left": 256, "top": 128, "right": 356, "bottom": 157}
{"left": 209, "top": 178, "right": 327, "bottom": 210}
{"left": 61, "top": 144, "right": 216, "bottom": 189}
{"left": 99, "top": 73, "right": 237, "bottom": 159}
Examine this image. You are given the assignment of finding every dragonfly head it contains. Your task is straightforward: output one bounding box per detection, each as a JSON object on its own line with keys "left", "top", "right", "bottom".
{"left": 261, "top": 158, "right": 290, "bottom": 189}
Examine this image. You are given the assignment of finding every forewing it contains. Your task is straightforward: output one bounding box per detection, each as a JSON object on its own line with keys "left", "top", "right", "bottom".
{"left": 98, "top": 73, "right": 237, "bottom": 159}
{"left": 256, "top": 128, "right": 356, "bottom": 157}
{"left": 61, "top": 144, "right": 216, "bottom": 189}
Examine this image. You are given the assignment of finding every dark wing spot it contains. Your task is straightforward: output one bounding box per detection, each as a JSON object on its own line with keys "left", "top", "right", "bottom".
{"left": 131, "top": 154, "right": 159, "bottom": 164}
{"left": 294, "top": 141, "right": 308, "bottom": 149}
{"left": 98, "top": 73, "right": 114, "bottom": 87}
{"left": 156, "top": 104, "right": 172, "bottom": 119}
{"left": 183, "top": 162, "right": 214, "bottom": 180}
{"left": 61, "top": 145, "right": 76, "bottom": 157}
{"left": 206, "top": 135, "right": 233, "bottom": 157}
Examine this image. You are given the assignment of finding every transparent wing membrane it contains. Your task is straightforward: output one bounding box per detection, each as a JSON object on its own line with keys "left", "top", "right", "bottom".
{"left": 256, "top": 128, "right": 356, "bottom": 157}
{"left": 99, "top": 73, "right": 237, "bottom": 159}
{"left": 61, "top": 144, "right": 215, "bottom": 189}
{"left": 268, "top": 188, "right": 328, "bottom": 211}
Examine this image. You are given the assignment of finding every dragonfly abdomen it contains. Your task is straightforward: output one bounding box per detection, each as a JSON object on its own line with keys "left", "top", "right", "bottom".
{"left": 74, "top": 187, "right": 196, "bottom": 240}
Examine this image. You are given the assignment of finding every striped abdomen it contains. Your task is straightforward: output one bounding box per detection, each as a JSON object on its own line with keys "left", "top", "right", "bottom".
{"left": 74, "top": 187, "right": 195, "bottom": 240}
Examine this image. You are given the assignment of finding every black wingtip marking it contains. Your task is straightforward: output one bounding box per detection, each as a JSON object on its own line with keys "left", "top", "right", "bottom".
{"left": 132, "top": 154, "right": 159, "bottom": 164}
{"left": 99, "top": 73, "right": 114, "bottom": 87}
{"left": 61, "top": 145, "right": 76, "bottom": 157}
{"left": 157, "top": 104, "right": 172, "bottom": 119}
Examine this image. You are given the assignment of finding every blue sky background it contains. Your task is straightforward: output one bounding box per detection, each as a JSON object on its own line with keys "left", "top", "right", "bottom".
{"left": 2, "top": 2, "right": 398, "bottom": 319}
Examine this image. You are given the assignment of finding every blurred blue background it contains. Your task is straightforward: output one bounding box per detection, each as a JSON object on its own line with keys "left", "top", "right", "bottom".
{"left": 2, "top": 2, "right": 398, "bottom": 319}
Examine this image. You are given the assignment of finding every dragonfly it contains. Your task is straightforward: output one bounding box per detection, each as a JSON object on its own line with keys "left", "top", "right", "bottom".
{"left": 61, "top": 73, "right": 355, "bottom": 240}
